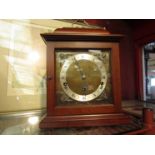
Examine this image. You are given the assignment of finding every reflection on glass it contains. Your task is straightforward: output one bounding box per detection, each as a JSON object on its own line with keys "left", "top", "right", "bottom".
{"left": 144, "top": 43, "right": 155, "bottom": 101}
{"left": 5, "top": 22, "right": 47, "bottom": 96}
{"left": 28, "top": 116, "right": 39, "bottom": 125}
{"left": 151, "top": 78, "right": 155, "bottom": 86}
{"left": 27, "top": 51, "right": 40, "bottom": 64}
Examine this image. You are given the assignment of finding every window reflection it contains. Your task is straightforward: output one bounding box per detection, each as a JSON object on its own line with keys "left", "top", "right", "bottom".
{"left": 144, "top": 42, "right": 155, "bottom": 101}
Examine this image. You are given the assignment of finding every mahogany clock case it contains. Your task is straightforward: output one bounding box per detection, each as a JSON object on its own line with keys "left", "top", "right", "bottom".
{"left": 39, "top": 28, "right": 131, "bottom": 128}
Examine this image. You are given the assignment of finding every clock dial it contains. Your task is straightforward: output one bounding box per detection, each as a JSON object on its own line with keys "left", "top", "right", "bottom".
{"left": 56, "top": 49, "right": 113, "bottom": 106}
{"left": 60, "top": 53, "right": 107, "bottom": 102}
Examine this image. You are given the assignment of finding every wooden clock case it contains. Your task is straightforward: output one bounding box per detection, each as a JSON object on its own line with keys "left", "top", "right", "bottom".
{"left": 39, "top": 28, "right": 131, "bottom": 129}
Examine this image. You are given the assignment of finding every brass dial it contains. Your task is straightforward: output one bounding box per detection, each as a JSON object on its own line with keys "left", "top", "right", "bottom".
{"left": 60, "top": 53, "right": 107, "bottom": 102}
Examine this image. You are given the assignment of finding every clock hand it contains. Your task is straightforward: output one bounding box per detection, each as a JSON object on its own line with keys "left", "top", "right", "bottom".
{"left": 73, "top": 57, "right": 86, "bottom": 80}
{"left": 82, "top": 82, "right": 89, "bottom": 96}
{"left": 73, "top": 56, "right": 89, "bottom": 95}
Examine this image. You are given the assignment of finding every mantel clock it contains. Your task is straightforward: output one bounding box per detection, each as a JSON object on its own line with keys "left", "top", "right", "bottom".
{"left": 39, "top": 28, "right": 130, "bottom": 128}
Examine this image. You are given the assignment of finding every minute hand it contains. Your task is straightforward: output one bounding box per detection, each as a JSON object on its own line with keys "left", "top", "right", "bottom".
{"left": 74, "top": 57, "right": 86, "bottom": 80}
